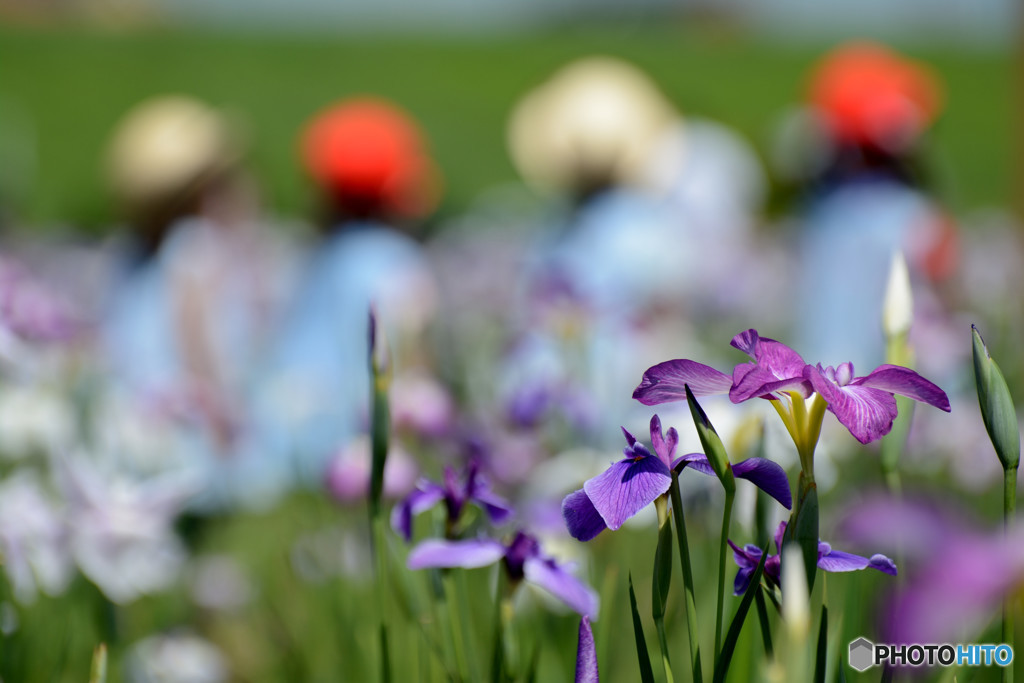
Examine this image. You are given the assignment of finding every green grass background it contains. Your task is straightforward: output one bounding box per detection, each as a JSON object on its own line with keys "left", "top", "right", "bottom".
{"left": 0, "top": 22, "right": 1016, "bottom": 233}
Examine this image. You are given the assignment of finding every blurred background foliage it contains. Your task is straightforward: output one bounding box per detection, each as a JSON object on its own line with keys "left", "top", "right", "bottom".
{"left": 0, "top": 21, "right": 1015, "bottom": 234}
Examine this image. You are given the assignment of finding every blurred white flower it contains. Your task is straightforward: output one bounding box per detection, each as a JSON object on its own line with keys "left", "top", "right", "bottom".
{"left": 0, "top": 383, "right": 75, "bottom": 460}
{"left": 58, "top": 454, "right": 195, "bottom": 604}
{"left": 125, "top": 631, "right": 229, "bottom": 683}
{"left": 0, "top": 472, "right": 73, "bottom": 603}
{"left": 188, "top": 554, "right": 253, "bottom": 612}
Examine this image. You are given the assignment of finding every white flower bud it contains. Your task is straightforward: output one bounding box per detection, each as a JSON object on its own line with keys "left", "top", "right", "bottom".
{"left": 882, "top": 250, "right": 913, "bottom": 339}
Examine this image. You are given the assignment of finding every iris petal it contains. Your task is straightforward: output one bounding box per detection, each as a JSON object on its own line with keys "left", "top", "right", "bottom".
{"left": 807, "top": 366, "right": 898, "bottom": 444}
{"left": 583, "top": 457, "right": 671, "bottom": 531}
{"left": 575, "top": 616, "right": 600, "bottom": 683}
{"left": 562, "top": 489, "right": 609, "bottom": 542}
{"left": 855, "top": 364, "right": 951, "bottom": 412}
{"left": 407, "top": 538, "right": 506, "bottom": 570}
{"left": 524, "top": 556, "right": 600, "bottom": 620}
{"left": 391, "top": 482, "right": 446, "bottom": 541}
{"left": 633, "top": 359, "right": 732, "bottom": 405}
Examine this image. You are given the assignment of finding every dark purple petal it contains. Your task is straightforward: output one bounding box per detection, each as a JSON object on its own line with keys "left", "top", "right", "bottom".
{"left": 672, "top": 452, "right": 715, "bottom": 475}
{"left": 583, "top": 457, "right": 671, "bottom": 531}
{"left": 524, "top": 556, "right": 599, "bottom": 620}
{"left": 575, "top": 616, "right": 600, "bottom": 683}
{"left": 562, "top": 490, "right": 608, "bottom": 542}
{"left": 391, "top": 482, "right": 446, "bottom": 541}
{"left": 473, "top": 485, "right": 516, "bottom": 526}
{"left": 806, "top": 365, "right": 898, "bottom": 444}
{"left": 407, "top": 538, "right": 506, "bottom": 570}
{"left": 774, "top": 521, "right": 787, "bottom": 554}
{"left": 868, "top": 554, "right": 898, "bottom": 576}
{"left": 728, "top": 540, "right": 764, "bottom": 595}
{"left": 649, "top": 415, "right": 678, "bottom": 468}
{"left": 732, "top": 458, "right": 793, "bottom": 509}
{"left": 855, "top": 365, "right": 951, "bottom": 412}
{"left": 620, "top": 426, "right": 637, "bottom": 447}
{"left": 633, "top": 360, "right": 732, "bottom": 406}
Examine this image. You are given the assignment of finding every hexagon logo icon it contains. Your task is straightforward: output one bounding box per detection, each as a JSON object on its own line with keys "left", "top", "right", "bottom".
{"left": 849, "top": 637, "right": 875, "bottom": 672}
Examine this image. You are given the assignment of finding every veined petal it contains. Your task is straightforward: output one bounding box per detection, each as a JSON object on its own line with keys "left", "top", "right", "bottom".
{"left": 730, "top": 363, "right": 811, "bottom": 403}
{"left": 731, "top": 330, "right": 808, "bottom": 378}
{"left": 562, "top": 489, "right": 608, "bottom": 542}
{"left": 817, "top": 546, "right": 897, "bottom": 576}
{"left": 407, "top": 538, "right": 506, "bottom": 570}
{"left": 583, "top": 457, "right": 671, "bottom": 531}
{"left": 633, "top": 360, "right": 732, "bottom": 406}
{"left": 855, "top": 365, "right": 951, "bottom": 412}
{"left": 806, "top": 366, "right": 898, "bottom": 444}
{"left": 649, "top": 415, "right": 678, "bottom": 468}
{"left": 391, "top": 482, "right": 446, "bottom": 541}
{"left": 524, "top": 556, "right": 600, "bottom": 620}
{"left": 575, "top": 616, "right": 600, "bottom": 683}
{"left": 732, "top": 458, "right": 793, "bottom": 509}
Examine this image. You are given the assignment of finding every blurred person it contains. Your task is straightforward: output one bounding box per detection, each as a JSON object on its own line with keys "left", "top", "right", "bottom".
{"left": 504, "top": 56, "right": 712, "bottom": 446}
{"left": 262, "top": 97, "right": 442, "bottom": 486}
{"left": 102, "top": 94, "right": 291, "bottom": 509}
{"left": 789, "top": 42, "right": 959, "bottom": 370}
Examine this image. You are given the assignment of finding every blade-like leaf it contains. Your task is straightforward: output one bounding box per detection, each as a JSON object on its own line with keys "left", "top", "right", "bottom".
{"left": 814, "top": 604, "right": 828, "bottom": 683}
{"left": 754, "top": 587, "right": 773, "bottom": 657}
{"left": 628, "top": 574, "right": 656, "bottom": 683}
{"left": 652, "top": 520, "right": 673, "bottom": 620}
{"left": 713, "top": 543, "right": 769, "bottom": 683}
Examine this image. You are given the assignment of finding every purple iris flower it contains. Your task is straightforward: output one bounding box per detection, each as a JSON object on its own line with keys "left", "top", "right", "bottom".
{"left": 633, "top": 329, "right": 950, "bottom": 445}
{"left": 407, "top": 530, "right": 599, "bottom": 620}
{"left": 391, "top": 461, "right": 514, "bottom": 541}
{"left": 562, "top": 416, "right": 792, "bottom": 542}
{"left": 728, "top": 521, "right": 897, "bottom": 595}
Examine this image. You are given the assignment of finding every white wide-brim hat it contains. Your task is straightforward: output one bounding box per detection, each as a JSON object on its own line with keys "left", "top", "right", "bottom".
{"left": 507, "top": 56, "right": 677, "bottom": 195}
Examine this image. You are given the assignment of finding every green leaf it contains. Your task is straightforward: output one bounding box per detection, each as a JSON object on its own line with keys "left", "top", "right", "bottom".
{"left": 629, "top": 574, "right": 657, "bottom": 683}
{"left": 814, "top": 603, "right": 828, "bottom": 683}
{"left": 972, "top": 325, "right": 1020, "bottom": 470}
{"left": 685, "top": 385, "right": 735, "bottom": 494}
{"left": 754, "top": 587, "right": 773, "bottom": 657}
{"left": 787, "top": 477, "right": 820, "bottom": 592}
{"left": 652, "top": 519, "right": 674, "bottom": 621}
{"left": 670, "top": 471, "right": 704, "bottom": 683}
{"left": 712, "top": 543, "right": 769, "bottom": 683}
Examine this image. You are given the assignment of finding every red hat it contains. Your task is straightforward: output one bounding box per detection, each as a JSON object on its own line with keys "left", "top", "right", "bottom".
{"left": 808, "top": 42, "right": 942, "bottom": 150}
{"left": 301, "top": 98, "right": 440, "bottom": 218}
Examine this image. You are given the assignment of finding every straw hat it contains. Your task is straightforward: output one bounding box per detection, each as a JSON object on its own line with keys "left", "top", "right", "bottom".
{"left": 300, "top": 97, "right": 441, "bottom": 219}
{"left": 106, "top": 95, "right": 239, "bottom": 212}
{"left": 507, "top": 57, "right": 677, "bottom": 196}
{"left": 808, "top": 42, "right": 942, "bottom": 151}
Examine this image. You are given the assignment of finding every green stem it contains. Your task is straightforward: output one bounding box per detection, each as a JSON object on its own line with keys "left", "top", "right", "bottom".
{"left": 715, "top": 488, "right": 735, "bottom": 661}
{"left": 655, "top": 619, "right": 675, "bottom": 683}
{"left": 670, "top": 472, "right": 704, "bottom": 683}
{"left": 454, "top": 571, "right": 481, "bottom": 683}
{"left": 1005, "top": 465, "right": 1017, "bottom": 683}
{"left": 443, "top": 571, "right": 471, "bottom": 683}
{"left": 371, "top": 516, "right": 392, "bottom": 683}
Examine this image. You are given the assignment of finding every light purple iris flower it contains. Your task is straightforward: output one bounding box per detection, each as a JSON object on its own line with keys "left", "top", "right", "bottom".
{"left": 391, "top": 461, "right": 513, "bottom": 541}
{"left": 633, "top": 329, "right": 950, "bottom": 445}
{"left": 408, "top": 530, "right": 599, "bottom": 620}
{"left": 562, "top": 416, "right": 792, "bottom": 542}
{"left": 728, "top": 521, "right": 897, "bottom": 595}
